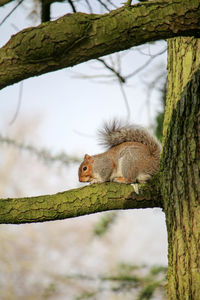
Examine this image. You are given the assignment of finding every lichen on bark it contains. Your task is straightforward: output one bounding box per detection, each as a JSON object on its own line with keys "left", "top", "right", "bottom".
{"left": 0, "top": 180, "right": 162, "bottom": 224}
{"left": 160, "top": 37, "right": 200, "bottom": 300}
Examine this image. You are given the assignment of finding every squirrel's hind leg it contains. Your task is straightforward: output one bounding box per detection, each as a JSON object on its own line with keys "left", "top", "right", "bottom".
{"left": 113, "top": 176, "right": 133, "bottom": 183}
{"left": 136, "top": 173, "right": 152, "bottom": 183}
{"left": 131, "top": 174, "right": 152, "bottom": 194}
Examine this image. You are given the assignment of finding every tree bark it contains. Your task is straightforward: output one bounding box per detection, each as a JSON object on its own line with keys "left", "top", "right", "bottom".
{"left": 0, "top": 180, "right": 161, "bottom": 224}
{"left": 160, "top": 37, "right": 200, "bottom": 299}
{"left": 0, "top": 0, "right": 199, "bottom": 90}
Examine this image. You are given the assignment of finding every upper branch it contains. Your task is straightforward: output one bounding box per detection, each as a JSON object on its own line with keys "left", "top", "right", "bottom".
{"left": 0, "top": 0, "right": 199, "bottom": 89}
{"left": 0, "top": 0, "right": 15, "bottom": 6}
{"left": 0, "top": 181, "right": 162, "bottom": 224}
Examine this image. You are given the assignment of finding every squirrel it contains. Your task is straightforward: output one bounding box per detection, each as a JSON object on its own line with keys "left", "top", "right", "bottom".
{"left": 78, "top": 120, "right": 161, "bottom": 186}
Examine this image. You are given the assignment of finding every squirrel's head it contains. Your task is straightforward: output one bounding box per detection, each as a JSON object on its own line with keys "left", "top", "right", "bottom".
{"left": 78, "top": 154, "right": 94, "bottom": 182}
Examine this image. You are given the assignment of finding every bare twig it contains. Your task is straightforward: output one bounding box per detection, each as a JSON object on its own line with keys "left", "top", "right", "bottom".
{"left": 96, "top": 0, "right": 110, "bottom": 12}
{"left": 84, "top": 0, "right": 93, "bottom": 13}
{"left": 9, "top": 81, "right": 23, "bottom": 125}
{"left": 97, "top": 58, "right": 125, "bottom": 83}
{"left": 0, "top": 0, "right": 24, "bottom": 26}
{"left": 96, "top": 58, "right": 130, "bottom": 120}
{"left": 67, "top": 0, "right": 76, "bottom": 13}
{"left": 126, "top": 47, "right": 167, "bottom": 79}
{"left": 106, "top": 0, "right": 118, "bottom": 9}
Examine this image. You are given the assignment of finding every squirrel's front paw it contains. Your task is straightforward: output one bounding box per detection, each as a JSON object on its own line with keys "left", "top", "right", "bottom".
{"left": 90, "top": 179, "right": 102, "bottom": 184}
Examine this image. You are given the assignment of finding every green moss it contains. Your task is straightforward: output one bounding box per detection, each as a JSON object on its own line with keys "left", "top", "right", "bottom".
{"left": 150, "top": 266, "right": 167, "bottom": 276}
{"left": 162, "top": 37, "right": 200, "bottom": 299}
{"left": 137, "top": 282, "right": 160, "bottom": 300}
{"left": 189, "top": 138, "right": 196, "bottom": 160}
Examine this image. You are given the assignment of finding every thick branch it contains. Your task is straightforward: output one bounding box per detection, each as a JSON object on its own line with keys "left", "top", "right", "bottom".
{"left": 0, "top": 180, "right": 162, "bottom": 224}
{"left": 0, "top": 0, "right": 15, "bottom": 6}
{"left": 0, "top": 0, "right": 199, "bottom": 89}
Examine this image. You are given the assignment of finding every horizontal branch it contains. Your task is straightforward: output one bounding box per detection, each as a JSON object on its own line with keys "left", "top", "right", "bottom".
{"left": 0, "top": 0, "right": 199, "bottom": 89}
{"left": 0, "top": 181, "right": 162, "bottom": 224}
{"left": 0, "top": 0, "right": 15, "bottom": 6}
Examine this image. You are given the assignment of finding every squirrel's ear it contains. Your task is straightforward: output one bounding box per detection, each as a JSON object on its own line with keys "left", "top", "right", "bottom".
{"left": 84, "top": 154, "right": 94, "bottom": 163}
{"left": 84, "top": 154, "right": 91, "bottom": 160}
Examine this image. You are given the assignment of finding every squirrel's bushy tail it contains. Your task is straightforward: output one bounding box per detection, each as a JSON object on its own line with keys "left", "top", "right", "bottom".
{"left": 98, "top": 120, "right": 161, "bottom": 159}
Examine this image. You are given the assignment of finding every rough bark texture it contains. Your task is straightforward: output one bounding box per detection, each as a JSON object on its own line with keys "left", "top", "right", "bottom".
{"left": 0, "top": 0, "right": 199, "bottom": 90}
{"left": 0, "top": 180, "right": 162, "bottom": 224}
{"left": 160, "top": 37, "right": 200, "bottom": 300}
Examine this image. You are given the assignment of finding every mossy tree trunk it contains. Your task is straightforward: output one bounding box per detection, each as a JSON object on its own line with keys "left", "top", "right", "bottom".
{"left": 160, "top": 37, "right": 200, "bottom": 299}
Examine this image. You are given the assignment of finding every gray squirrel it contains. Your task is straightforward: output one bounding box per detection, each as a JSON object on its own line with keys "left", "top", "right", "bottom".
{"left": 78, "top": 120, "right": 161, "bottom": 186}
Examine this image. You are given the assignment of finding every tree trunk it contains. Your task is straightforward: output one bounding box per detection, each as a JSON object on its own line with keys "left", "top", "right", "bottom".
{"left": 160, "top": 37, "right": 200, "bottom": 299}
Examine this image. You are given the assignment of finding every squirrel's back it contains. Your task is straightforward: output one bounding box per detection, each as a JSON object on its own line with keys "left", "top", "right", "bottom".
{"left": 98, "top": 120, "right": 161, "bottom": 160}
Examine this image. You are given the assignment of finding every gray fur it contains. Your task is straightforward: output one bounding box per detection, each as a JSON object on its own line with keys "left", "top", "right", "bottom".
{"left": 93, "top": 154, "right": 113, "bottom": 182}
{"left": 98, "top": 119, "right": 161, "bottom": 161}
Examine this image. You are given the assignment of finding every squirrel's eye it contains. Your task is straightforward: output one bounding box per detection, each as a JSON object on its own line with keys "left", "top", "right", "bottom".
{"left": 83, "top": 166, "right": 87, "bottom": 171}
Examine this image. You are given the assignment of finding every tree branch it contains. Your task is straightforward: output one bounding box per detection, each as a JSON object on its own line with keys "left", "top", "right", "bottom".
{"left": 0, "top": 0, "right": 199, "bottom": 90}
{"left": 0, "top": 180, "right": 162, "bottom": 224}
{"left": 0, "top": 0, "right": 15, "bottom": 7}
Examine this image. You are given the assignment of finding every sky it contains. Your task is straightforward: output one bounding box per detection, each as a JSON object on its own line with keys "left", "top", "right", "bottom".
{"left": 0, "top": 0, "right": 168, "bottom": 272}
